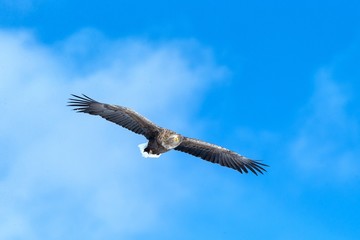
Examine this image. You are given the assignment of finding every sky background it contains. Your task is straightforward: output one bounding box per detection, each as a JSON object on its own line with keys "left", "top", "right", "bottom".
{"left": 1, "top": 0, "right": 360, "bottom": 239}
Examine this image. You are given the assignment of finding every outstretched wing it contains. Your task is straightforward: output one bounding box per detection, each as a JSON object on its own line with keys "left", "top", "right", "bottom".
{"left": 68, "top": 94, "right": 160, "bottom": 139}
{"left": 175, "top": 137, "right": 268, "bottom": 175}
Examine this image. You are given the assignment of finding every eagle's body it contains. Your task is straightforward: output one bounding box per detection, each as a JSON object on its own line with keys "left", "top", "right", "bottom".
{"left": 68, "top": 94, "right": 268, "bottom": 175}
{"left": 142, "top": 129, "right": 183, "bottom": 155}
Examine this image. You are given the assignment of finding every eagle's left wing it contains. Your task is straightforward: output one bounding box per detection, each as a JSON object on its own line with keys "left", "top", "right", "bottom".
{"left": 68, "top": 94, "right": 160, "bottom": 139}
{"left": 175, "top": 137, "right": 268, "bottom": 175}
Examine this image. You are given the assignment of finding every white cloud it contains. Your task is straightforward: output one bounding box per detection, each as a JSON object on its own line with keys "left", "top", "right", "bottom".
{"left": 289, "top": 69, "right": 360, "bottom": 182}
{"left": 0, "top": 29, "right": 226, "bottom": 239}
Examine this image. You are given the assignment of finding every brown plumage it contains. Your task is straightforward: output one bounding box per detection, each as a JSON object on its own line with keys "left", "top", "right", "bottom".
{"left": 68, "top": 94, "right": 268, "bottom": 175}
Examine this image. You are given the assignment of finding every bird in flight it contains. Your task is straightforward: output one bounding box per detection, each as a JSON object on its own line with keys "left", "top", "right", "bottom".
{"left": 68, "top": 94, "right": 268, "bottom": 175}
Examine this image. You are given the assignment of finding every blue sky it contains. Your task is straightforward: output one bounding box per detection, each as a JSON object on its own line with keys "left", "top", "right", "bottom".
{"left": 1, "top": 0, "right": 360, "bottom": 239}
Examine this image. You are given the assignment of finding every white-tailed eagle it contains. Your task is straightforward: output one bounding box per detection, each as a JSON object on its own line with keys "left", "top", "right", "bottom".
{"left": 68, "top": 94, "right": 268, "bottom": 175}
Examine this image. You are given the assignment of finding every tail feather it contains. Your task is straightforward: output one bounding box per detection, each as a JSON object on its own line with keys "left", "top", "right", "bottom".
{"left": 138, "top": 143, "right": 161, "bottom": 158}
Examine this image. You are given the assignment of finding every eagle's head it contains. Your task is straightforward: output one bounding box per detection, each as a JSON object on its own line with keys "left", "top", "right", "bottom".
{"left": 162, "top": 134, "right": 183, "bottom": 149}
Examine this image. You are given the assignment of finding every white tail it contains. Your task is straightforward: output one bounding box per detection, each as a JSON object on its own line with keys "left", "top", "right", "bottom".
{"left": 138, "top": 142, "right": 161, "bottom": 158}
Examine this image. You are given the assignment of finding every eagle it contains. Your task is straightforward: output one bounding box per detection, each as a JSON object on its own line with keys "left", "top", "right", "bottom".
{"left": 68, "top": 94, "right": 268, "bottom": 175}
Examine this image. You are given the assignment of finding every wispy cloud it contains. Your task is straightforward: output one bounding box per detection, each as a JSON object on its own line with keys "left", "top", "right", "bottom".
{"left": 289, "top": 69, "right": 360, "bottom": 183}
{"left": 0, "top": 29, "right": 226, "bottom": 239}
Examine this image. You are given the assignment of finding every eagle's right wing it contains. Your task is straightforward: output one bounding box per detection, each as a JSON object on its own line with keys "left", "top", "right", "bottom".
{"left": 68, "top": 94, "right": 161, "bottom": 139}
{"left": 175, "top": 137, "right": 268, "bottom": 175}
